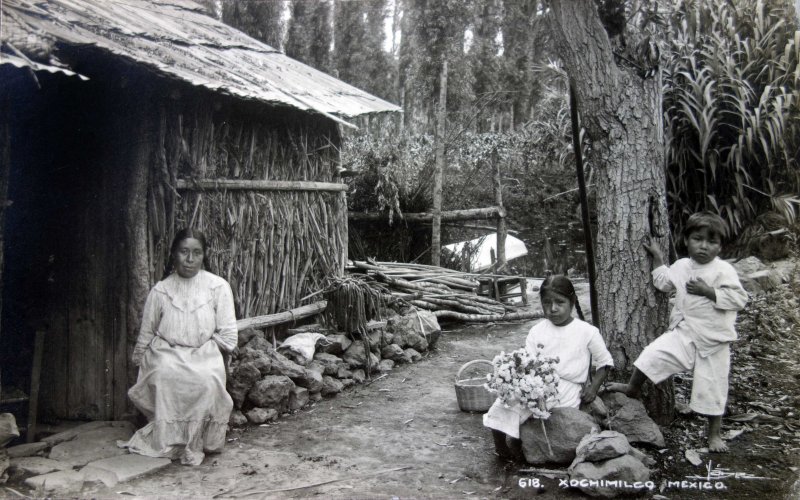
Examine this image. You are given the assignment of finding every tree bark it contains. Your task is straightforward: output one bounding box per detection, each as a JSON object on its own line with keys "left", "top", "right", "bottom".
{"left": 549, "top": 0, "right": 673, "bottom": 423}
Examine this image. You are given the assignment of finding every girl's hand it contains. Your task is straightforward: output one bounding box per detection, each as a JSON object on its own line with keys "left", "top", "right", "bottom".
{"left": 580, "top": 384, "right": 597, "bottom": 404}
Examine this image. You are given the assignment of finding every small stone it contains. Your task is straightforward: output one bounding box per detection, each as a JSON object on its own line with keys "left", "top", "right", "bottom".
{"left": 237, "top": 328, "right": 264, "bottom": 348}
{"left": 229, "top": 410, "right": 248, "bottom": 427}
{"left": 243, "top": 334, "right": 272, "bottom": 353}
{"left": 268, "top": 350, "right": 306, "bottom": 379}
{"left": 574, "top": 431, "right": 630, "bottom": 463}
{"left": 321, "top": 334, "right": 352, "bottom": 355}
{"left": 313, "top": 352, "right": 344, "bottom": 376}
{"left": 352, "top": 369, "right": 366, "bottom": 384}
{"left": 288, "top": 387, "right": 310, "bottom": 411}
{"left": 309, "top": 391, "right": 323, "bottom": 402}
{"left": 245, "top": 408, "right": 278, "bottom": 424}
{"left": 341, "top": 379, "right": 355, "bottom": 388}
{"left": 403, "top": 348, "right": 422, "bottom": 363}
{"left": 306, "top": 360, "right": 325, "bottom": 375}
{"left": 248, "top": 375, "right": 295, "bottom": 409}
{"left": 336, "top": 366, "right": 353, "bottom": 379}
{"left": 378, "top": 359, "right": 395, "bottom": 372}
{"left": 0, "top": 413, "right": 20, "bottom": 447}
{"left": 9, "top": 456, "right": 72, "bottom": 476}
{"left": 6, "top": 442, "right": 49, "bottom": 458}
{"left": 321, "top": 376, "right": 344, "bottom": 396}
{"left": 342, "top": 341, "right": 380, "bottom": 369}
{"left": 366, "top": 331, "right": 383, "bottom": 352}
{"left": 381, "top": 344, "right": 405, "bottom": 362}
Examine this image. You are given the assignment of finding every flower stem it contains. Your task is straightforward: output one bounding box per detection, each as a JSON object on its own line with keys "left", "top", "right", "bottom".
{"left": 540, "top": 419, "right": 553, "bottom": 457}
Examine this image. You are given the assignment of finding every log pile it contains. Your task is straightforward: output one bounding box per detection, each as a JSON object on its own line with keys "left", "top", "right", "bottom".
{"left": 349, "top": 261, "right": 543, "bottom": 323}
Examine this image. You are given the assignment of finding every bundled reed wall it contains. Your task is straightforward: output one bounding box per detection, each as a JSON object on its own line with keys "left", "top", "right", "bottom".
{"left": 146, "top": 92, "right": 346, "bottom": 319}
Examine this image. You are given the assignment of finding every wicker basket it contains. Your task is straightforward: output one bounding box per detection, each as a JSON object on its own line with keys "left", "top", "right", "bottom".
{"left": 454, "top": 359, "right": 495, "bottom": 412}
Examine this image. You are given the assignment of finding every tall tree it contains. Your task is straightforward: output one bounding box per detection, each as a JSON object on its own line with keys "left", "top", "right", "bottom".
{"left": 548, "top": 0, "right": 674, "bottom": 422}
{"left": 467, "top": 0, "right": 503, "bottom": 132}
{"left": 221, "top": 0, "right": 285, "bottom": 51}
{"left": 334, "top": 0, "right": 369, "bottom": 88}
{"left": 286, "top": 0, "right": 334, "bottom": 72}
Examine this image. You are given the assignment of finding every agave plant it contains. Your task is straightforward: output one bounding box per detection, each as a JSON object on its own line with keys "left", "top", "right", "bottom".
{"left": 664, "top": 0, "right": 800, "bottom": 239}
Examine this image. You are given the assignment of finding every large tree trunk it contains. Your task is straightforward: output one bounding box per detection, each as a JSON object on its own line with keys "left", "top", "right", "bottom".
{"left": 548, "top": 0, "right": 674, "bottom": 423}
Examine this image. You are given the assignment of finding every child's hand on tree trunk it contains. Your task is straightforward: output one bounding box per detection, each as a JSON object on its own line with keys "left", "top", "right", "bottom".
{"left": 642, "top": 237, "right": 665, "bottom": 268}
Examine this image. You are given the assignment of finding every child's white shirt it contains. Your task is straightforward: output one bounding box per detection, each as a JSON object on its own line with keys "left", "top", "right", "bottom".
{"left": 525, "top": 317, "right": 614, "bottom": 387}
{"left": 652, "top": 257, "right": 748, "bottom": 356}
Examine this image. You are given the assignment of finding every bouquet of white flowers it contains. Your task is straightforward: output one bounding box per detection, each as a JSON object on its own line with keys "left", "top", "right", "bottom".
{"left": 485, "top": 345, "right": 561, "bottom": 455}
{"left": 485, "top": 345, "right": 561, "bottom": 418}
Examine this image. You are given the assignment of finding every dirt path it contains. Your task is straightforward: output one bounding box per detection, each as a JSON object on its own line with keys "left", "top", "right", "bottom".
{"left": 79, "top": 276, "right": 799, "bottom": 499}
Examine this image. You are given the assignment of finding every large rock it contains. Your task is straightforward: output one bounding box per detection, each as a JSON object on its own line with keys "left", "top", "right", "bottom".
{"left": 248, "top": 376, "right": 295, "bottom": 409}
{"left": 49, "top": 424, "right": 134, "bottom": 467}
{"left": 731, "top": 256, "right": 765, "bottom": 276}
{"left": 378, "top": 359, "right": 395, "bottom": 372}
{"left": 9, "top": 456, "right": 72, "bottom": 476}
{"left": 228, "top": 361, "right": 262, "bottom": 408}
{"left": 243, "top": 334, "right": 272, "bottom": 353}
{"left": 342, "top": 341, "right": 380, "bottom": 370}
{"left": 573, "top": 431, "right": 630, "bottom": 463}
{"left": 81, "top": 454, "right": 171, "bottom": 488}
{"left": 600, "top": 393, "right": 665, "bottom": 447}
{"left": 520, "top": 407, "right": 599, "bottom": 465}
{"left": 238, "top": 348, "right": 273, "bottom": 375}
{"left": 268, "top": 350, "right": 306, "bottom": 379}
{"left": 0, "top": 413, "right": 19, "bottom": 447}
{"left": 313, "top": 353, "right": 345, "bottom": 376}
{"left": 739, "top": 269, "right": 782, "bottom": 295}
{"left": 387, "top": 310, "right": 441, "bottom": 349}
{"left": 7, "top": 442, "right": 49, "bottom": 458}
{"left": 321, "top": 334, "right": 352, "bottom": 355}
{"left": 568, "top": 454, "right": 651, "bottom": 498}
{"left": 295, "top": 368, "right": 324, "bottom": 393}
{"left": 24, "top": 469, "right": 86, "bottom": 495}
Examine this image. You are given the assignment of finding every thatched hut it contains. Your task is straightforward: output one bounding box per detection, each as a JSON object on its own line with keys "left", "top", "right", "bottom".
{"left": 0, "top": 0, "right": 399, "bottom": 422}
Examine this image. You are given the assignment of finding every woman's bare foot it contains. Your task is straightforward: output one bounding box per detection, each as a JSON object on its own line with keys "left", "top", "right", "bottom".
{"left": 708, "top": 434, "right": 729, "bottom": 452}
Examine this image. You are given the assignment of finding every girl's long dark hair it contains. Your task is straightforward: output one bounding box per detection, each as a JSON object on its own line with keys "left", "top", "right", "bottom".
{"left": 162, "top": 228, "right": 212, "bottom": 280}
{"left": 539, "top": 274, "right": 584, "bottom": 321}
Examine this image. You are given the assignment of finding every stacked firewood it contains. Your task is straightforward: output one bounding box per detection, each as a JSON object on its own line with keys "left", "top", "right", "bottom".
{"left": 349, "top": 261, "right": 542, "bottom": 323}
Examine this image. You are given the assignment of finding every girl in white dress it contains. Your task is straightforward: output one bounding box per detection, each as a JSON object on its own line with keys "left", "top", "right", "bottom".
{"left": 122, "top": 229, "right": 238, "bottom": 466}
{"left": 483, "top": 275, "right": 614, "bottom": 460}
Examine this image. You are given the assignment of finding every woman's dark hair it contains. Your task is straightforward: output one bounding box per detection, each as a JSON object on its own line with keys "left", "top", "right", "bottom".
{"left": 162, "top": 228, "right": 212, "bottom": 279}
{"left": 539, "top": 274, "right": 584, "bottom": 321}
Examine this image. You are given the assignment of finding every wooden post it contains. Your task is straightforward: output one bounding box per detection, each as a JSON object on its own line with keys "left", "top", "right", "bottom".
{"left": 493, "top": 149, "right": 507, "bottom": 268}
{"left": 431, "top": 60, "right": 447, "bottom": 266}
{"left": 569, "top": 79, "right": 598, "bottom": 324}
{"left": 26, "top": 329, "right": 45, "bottom": 442}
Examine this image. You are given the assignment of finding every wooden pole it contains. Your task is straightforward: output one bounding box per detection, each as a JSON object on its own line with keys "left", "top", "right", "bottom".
{"left": 431, "top": 60, "right": 447, "bottom": 266}
{"left": 569, "top": 79, "right": 598, "bottom": 324}
{"left": 349, "top": 206, "right": 505, "bottom": 223}
{"left": 493, "top": 149, "right": 507, "bottom": 267}
{"left": 236, "top": 301, "right": 327, "bottom": 331}
{"left": 176, "top": 179, "right": 348, "bottom": 192}
{"left": 26, "top": 329, "right": 45, "bottom": 442}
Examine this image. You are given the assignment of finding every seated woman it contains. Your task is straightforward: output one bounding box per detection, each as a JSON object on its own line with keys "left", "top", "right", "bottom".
{"left": 121, "top": 228, "right": 238, "bottom": 466}
{"left": 483, "top": 275, "right": 614, "bottom": 460}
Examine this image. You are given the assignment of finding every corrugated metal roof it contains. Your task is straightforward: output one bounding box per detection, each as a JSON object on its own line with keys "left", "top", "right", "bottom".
{"left": 0, "top": 53, "right": 87, "bottom": 80}
{"left": 1, "top": 0, "right": 400, "bottom": 123}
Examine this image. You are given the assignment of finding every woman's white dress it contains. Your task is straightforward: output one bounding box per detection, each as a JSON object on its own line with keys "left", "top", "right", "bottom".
{"left": 482, "top": 318, "right": 613, "bottom": 438}
{"left": 123, "top": 270, "right": 238, "bottom": 465}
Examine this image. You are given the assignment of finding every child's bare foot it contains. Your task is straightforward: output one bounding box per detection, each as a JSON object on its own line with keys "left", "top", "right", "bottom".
{"left": 708, "top": 434, "right": 729, "bottom": 453}
{"left": 605, "top": 382, "right": 641, "bottom": 399}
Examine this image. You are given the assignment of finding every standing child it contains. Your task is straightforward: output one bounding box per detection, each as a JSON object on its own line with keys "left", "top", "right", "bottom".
{"left": 608, "top": 211, "right": 748, "bottom": 452}
{"left": 483, "top": 275, "right": 614, "bottom": 460}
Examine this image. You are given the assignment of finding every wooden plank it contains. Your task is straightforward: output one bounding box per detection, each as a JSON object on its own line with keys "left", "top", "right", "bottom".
{"left": 236, "top": 301, "right": 327, "bottom": 331}
{"left": 348, "top": 206, "right": 506, "bottom": 223}
{"left": 176, "top": 179, "right": 349, "bottom": 192}
{"left": 27, "top": 329, "right": 45, "bottom": 442}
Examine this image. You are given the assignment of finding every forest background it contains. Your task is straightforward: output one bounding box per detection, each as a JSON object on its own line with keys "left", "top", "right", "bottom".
{"left": 196, "top": 0, "right": 799, "bottom": 277}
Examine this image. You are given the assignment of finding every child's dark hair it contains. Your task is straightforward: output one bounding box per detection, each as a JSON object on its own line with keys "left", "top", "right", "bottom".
{"left": 683, "top": 211, "right": 728, "bottom": 241}
{"left": 539, "top": 275, "right": 584, "bottom": 321}
{"left": 162, "top": 228, "right": 212, "bottom": 280}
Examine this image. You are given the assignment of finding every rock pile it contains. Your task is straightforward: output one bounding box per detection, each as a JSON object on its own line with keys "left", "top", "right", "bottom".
{"left": 568, "top": 430, "right": 653, "bottom": 498}
{"left": 227, "top": 310, "right": 441, "bottom": 425}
